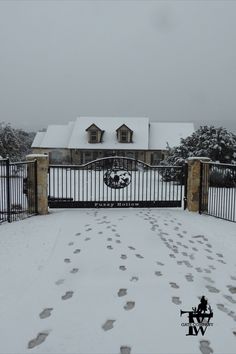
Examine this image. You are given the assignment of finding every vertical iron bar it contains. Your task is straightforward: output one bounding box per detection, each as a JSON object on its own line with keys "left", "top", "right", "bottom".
{"left": 6, "top": 159, "right": 11, "bottom": 222}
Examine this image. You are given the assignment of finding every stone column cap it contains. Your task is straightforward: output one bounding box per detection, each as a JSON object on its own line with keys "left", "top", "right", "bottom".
{"left": 26, "top": 154, "right": 49, "bottom": 159}
{"left": 187, "top": 157, "right": 211, "bottom": 161}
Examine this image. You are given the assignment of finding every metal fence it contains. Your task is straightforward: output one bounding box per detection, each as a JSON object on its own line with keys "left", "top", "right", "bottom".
{"left": 200, "top": 162, "right": 236, "bottom": 222}
{"left": 48, "top": 157, "right": 187, "bottom": 208}
{"left": 0, "top": 158, "right": 37, "bottom": 223}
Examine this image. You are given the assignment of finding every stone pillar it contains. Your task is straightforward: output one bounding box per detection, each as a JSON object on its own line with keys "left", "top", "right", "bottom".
{"left": 187, "top": 157, "right": 211, "bottom": 212}
{"left": 26, "top": 154, "right": 49, "bottom": 215}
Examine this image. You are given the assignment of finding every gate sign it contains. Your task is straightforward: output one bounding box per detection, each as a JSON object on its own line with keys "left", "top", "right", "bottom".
{"left": 104, "top": 168, "right": 131, "bottom": 189}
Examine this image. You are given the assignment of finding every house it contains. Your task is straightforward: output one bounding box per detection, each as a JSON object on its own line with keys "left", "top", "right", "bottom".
{"left": 31, "top": 117, "right": 194, "bottom": 165}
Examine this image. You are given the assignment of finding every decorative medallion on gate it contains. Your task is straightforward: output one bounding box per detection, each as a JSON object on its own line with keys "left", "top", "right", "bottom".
{"left": 104, "top": 168, "right": 131, "bottom": 189}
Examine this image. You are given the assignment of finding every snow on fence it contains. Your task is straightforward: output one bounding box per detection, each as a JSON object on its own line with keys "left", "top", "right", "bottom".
{"left": 0, "top": 159, "right": 37, "bottom": 222}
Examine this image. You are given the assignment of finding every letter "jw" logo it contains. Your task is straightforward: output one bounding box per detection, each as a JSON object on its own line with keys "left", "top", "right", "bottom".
{"left": 180, "top": 296, "right": 214, "bottom": 336}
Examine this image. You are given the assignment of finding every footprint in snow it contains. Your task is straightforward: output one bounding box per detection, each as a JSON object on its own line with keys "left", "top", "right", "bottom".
{"left": 128, "top": 246, "right": 135, "bottom": 250}
{"left": 64, "top": 258, "right": 71, "bottom": 263}
{"left": 217, "top": 259, "right": 226, "bottom": 264}
{"left": 206, "top": 243, "right": 212, "bottom": 248}
{"left": 135, "top": 254, "right": 144, "bottom": 259}
{"left": 28, "top": 332, "right": 49, "bottom": 349}
{"left": 75, "top": 232, "right": 81, "bottom": 236}
{"left": 169, "top": 282, "right": 179, "bottom": 289}
{"left": 73, "top": 249, "right": 81, "bottom": 254}
{"left": 70, "top": 268, "right": 79, "bottom": 274}
{"left": 119, "top": 265, "right": 126, "bottom": 271}
{"left": 130, "top": 276, "right": 139, "bottom": 282}
{"left": 107, "top": 245, "right": 113, "bottom": 250}
{"left": 118, "top": 289, "right": 127, "bottom": 297}
{"left": 172, "top": 297, "right": 182, "bottom": 305}
{"left": 84, "top": 237, "right": 91, "bottom": 241}
{"left": 207, "top": 256, "right": 214, "bottom": 260}
{"left": 39, "top": 308, "right": 53, "bottom": 319}
{"left": 223, "top": 294, "right": 236, "bottom": 304}
{"left": 199, "top": 340, "right": 213, "bottom": 354}
{"left": 156, "top": 261, "right": 164, "bottom": 266}
{"left": 203, "top": 276, "right": 214, "bottom": 284}
{"left": 120, "top": 346, "right": 131, "bottom": 354}
{"left": 209, "top": 265, "right": 216, "bottom": 270}
{"left": 196, "top": 267, "right": 203, "bottom": 273}
{"left": 204, "top": 268, "right": 211, "bottom": 274}
{"left": 116, "top": 240, "right": 121, "bottom": 244}
{"left": 185, "top": 273, "right": 194, "bottom": 282}
{"left": 107, "top": 237, "right": 112, "bottom": 241}
{"left": 55, "top": 279, "right": 65, "bottom": 286}
{"left": 61, "top": 291, "right": 74, "bottom": 300}
{"left": 102, "top": 319, "right": 116, "bottom": 331}
{"left": 217, "top": 303, "right": 228, "bottom": 313}
{"left": 227, "top": 286, "right": 236, "bottom": 294}
{"left": 68, "top": 242, "right": 74, "bottom": 246}
{"left": 206, "top": 285, "right": 220, "bottom": 293}
{"left": 155, "top": 271, "right": 162, "bottom": 277}
{"left": 121, "top": 254, "right": 127, "bottom": 260}
{"left": 124, "top": 301, "right": 135, "bottom": 310}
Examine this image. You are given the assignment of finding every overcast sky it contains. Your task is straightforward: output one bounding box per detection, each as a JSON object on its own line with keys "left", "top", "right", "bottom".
{"left": 0, "top": 0, "right": 236, "bottom": 133}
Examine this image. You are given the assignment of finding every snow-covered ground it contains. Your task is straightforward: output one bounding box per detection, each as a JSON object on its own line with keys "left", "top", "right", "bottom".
{"left": 0, "top": 208, "right": 235, "bottom": 354}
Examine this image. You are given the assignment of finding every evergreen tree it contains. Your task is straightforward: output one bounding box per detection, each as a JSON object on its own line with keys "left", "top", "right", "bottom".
{"left": 164, "top": 126, "right": 236, "bottom": 165}
{"left": 0, "top": 122, "right": 35, "bottom": 161}
{"left": 161, "top": 126, "right": 236, "bottom": 184}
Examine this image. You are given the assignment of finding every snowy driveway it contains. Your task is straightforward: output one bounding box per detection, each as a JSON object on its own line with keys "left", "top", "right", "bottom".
{"left": 0, "top": 208, "right": 235, "bottom": 354}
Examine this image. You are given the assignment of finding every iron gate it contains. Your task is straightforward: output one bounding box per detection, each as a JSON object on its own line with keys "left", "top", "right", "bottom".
{"left": 200, "top": 161, "right": 236, "bottom": 222}
{"left": 48, "top": 157, "right": 186, "bottom": 208}
{"left": 0, "top": 158, "right": 38, "bottom": 222}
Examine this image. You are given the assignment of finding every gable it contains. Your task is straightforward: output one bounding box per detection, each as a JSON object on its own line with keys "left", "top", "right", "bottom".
{"left": 116, "top": 124, "right": 133, "bottom": 133}
{"left": 85, "top": 123, "right": 103, "bottom": 132}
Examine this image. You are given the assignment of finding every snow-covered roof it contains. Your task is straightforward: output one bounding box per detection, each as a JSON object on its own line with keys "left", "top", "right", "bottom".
{"left": 68, "top": 117, "right": 149, "bottom": 149}
{"left": 31, "top": 131, "right": 46, "bottom": 148}
{"left": 149, "top": 122, "right": 195, "bottom": 149}
{"left": 33, "top": 122, "right": 75, "bottom": 148}
{"left": 32, "top": 118, "right": 194, "bottom": 150}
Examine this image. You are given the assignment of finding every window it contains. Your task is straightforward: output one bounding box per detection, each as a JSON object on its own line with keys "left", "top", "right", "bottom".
{"left": 90, "top": 130, "right": 98, "bottom": 143}
{"left": 120, "top": 130, "right": 128, "bottom": 143}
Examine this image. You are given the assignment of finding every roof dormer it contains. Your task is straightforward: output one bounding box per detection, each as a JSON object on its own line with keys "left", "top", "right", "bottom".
{"left": 85, "top": 124, "right": 104, "bottom": 143}
{"left": 116, "top": 124, "right": 133, "bottom": 143}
